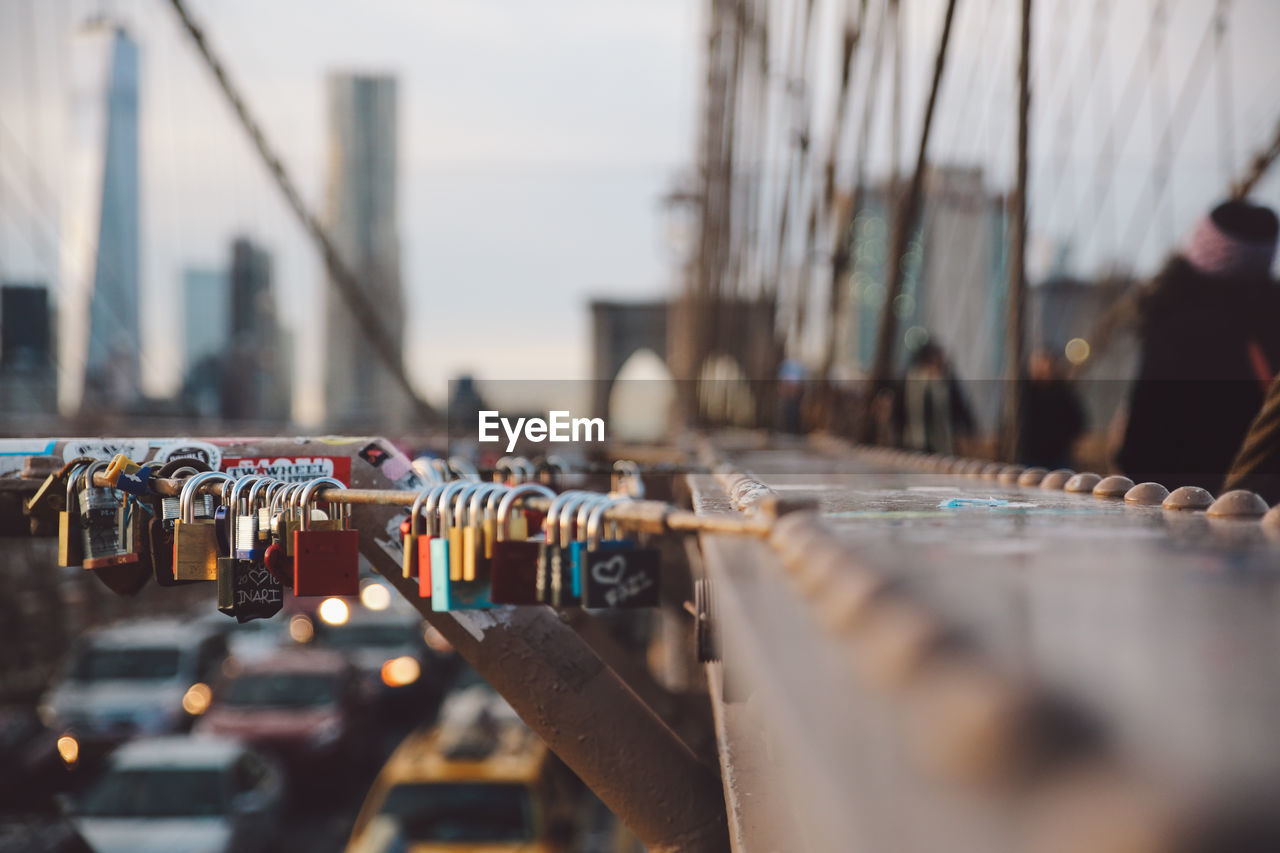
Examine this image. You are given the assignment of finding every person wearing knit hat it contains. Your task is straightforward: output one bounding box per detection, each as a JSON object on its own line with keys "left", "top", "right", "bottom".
{"left": 1117, "top": 200, "right": 1280, "bottom": 493}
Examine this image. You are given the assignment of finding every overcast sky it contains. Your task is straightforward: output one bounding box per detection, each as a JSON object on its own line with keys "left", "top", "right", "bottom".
{"left": 0, "top": 0, "right": 1278, "bottom": 422}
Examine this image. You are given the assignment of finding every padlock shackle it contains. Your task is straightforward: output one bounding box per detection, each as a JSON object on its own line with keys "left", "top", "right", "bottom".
{"left": 483, "top": 484, "right": 512, "bottom": 526}
{"left": 495, "top": 483, "right": 556, "bottom": 541}
{"left": 576, "top": 494, "right": 616, "bottom": 543}
{"left": 226, "top": 475, "right": 261, "bottom": 528}
{"left": 65, "top": 463, "right": 89, "bottom": 514}
{"left": 269, "top": 482, "right": 297, "bottom": 519}
{"left": 408, "top": 485, "right": 436, "bottom": 536}
{"left": 421, "top": 483, "right": 453, "bottom": 537}
{"left": 247, "top": 477, "right": 278, "bottom": 513}
{"left": 515, "top": 457, "right": 538, "bottom": 483}
{"left": 180, "top": 471, "right": 231, "bottom": 522}
{"left": 435, "top": 481, "right": 470, "bottom": 532}
{"left": 494, "top": 456, "right": 516, "bottom": 484}
{"left": 468, "top": 483, "right": 507, "bottom": 530}
{"left": 586, "top": 497, "right": 632, "bottom": 549}
{"left": 559, "top": 492, "right": 605, "bottom": 548}
{"left": 543, "top": 490, "right": 589, "bottom": 541}
{"left": 299, "top": 477, "right": 346, "bottom": 531}
{"left": 450, "top": 482, "right": 487, "bottom": 528}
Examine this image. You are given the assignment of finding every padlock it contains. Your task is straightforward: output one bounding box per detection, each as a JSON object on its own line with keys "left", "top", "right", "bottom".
{"left": 57, "top": 463, "right": 89, "bottom": 567}
{"left": 490, "top": 483, "right": 556, "bottom": 604}
{"left": 27, "top": 458, "right": 90, "bottom": 530}
{"left": 96, "top": 492, "right": 152, "bottom": 596}
{"left": 173, "top": 471, "right": 231, "bottom": 581}
{"left": 150, "top": 463, "right": 205, "bottom": 587}
{"left": 258, "top": 481, "right": 286, "bottom": 543}
{"left": 582, "top": 497, "right": 660, "bottom": 609}
{"left": 293, "top": 477, "right": 359, "bottom": 597}
{"left": 416, "top": 483, "right": 452, "bottom": 599}
{"left": 79, "top": 460, "right": 140, "bottom": 570}
{"left": 463, "top": 483, "right": 507, "bottom": 582}
{"left": 429, "top": 481, "right": 472, "bottom": 610}
{"left": 217, "top": 476, "right": 256, "bottom": 617}
{"left": 542, "top": 490, "right": 591, "bottom": 606}
{"left": 402, "top": 486, "right": 434, "bottom": 579}
{"left": 435, "top": 482, "right": 500, "bottom": 610}
{"left": 225, "top": 475, "right": 282, "bottom": 622}
{"left": 263, "top": 483, "right": 301, "bottom": 585}
{"left": 554, "top": 493, "right": 608, "bottom": 607}
{"left": 531, "top": 490, "right": 586, "bottom": 604}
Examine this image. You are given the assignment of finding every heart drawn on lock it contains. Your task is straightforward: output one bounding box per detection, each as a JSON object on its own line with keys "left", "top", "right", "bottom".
{"left": 591, "top": 554, "right": 628, "bottom": 586}
{"left": 246, "top": 567, "right": 273, "bottom": 588}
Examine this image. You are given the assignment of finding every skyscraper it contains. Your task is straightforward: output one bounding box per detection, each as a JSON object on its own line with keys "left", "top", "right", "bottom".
{"left": 0, "top": 284, "right": 57, "bottom": 415}
{"left": 63, "top": 22, "right": 141, "bottom": 412}
{"left": 322, "top": 72, "right": 408, "bottom": 430}
{"left": 225, "top": 237, "right": 290, "bottom": 422}
{"left": 181, "top": 268, "right": 229, "bottom": 418}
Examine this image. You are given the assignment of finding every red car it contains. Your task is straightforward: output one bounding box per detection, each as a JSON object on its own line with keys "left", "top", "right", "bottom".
{"left": 193, "top": 649, "right": 371, "bottom": 782}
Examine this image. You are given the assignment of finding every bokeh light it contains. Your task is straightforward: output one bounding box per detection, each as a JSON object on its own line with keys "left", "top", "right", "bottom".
{"left": 182, "top": 682, "right": 212, "bottom": 715}
{"left": 56, "top": 735, "right": 78, "bottom": 766}
{"left": 360, "top": 582, "right": 391, "bottom": 611}
{"left": 1065, "top": 337, "right": 1091, "bottom": 365}
{"left": 318, "top": 598, "right": 349, "bottom": 626}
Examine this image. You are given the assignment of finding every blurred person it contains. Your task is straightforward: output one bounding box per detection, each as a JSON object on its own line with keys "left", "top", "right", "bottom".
{"left": 778, "top": 359, "right": 807, "bottom": 434}
{"left": 1117, "top": 200, "right": 1280, "bottom": 492}
{"left": 1018, "top": 349, "right": 1086, "bottom": 469}
{"left": 893, "top": 341, "right": 974, "bottom": 455}
{"left": 1223, "top": 374, "right": 1280, "bottom": 503}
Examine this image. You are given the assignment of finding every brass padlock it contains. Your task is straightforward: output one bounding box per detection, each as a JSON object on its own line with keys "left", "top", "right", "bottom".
{"left": 173, "top": 471, "right": 231, "bottom": 581}
{"left": 57, "top": 463, "right": 90, "bottom": 568}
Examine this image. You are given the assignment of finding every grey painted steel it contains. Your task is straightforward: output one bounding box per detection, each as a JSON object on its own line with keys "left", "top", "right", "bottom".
{"left": 694, "top": 444, "right": 1280, "bottom": 851}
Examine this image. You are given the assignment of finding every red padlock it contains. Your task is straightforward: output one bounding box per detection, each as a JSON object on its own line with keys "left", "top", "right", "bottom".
{"left": 490, "top": 483, "right": 556, "bottom": 604}
{"left": 293, "top": 477, "right": 359, "bottom": 597}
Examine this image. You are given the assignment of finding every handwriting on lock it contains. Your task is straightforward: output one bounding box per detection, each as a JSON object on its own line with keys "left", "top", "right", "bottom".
{"left": 590, "top": 553, "right": 654, "bottom": 607}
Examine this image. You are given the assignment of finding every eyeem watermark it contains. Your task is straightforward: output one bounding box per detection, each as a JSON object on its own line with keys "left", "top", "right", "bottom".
{"left": 478, "top": 410, "right": 605, "bottom": 452}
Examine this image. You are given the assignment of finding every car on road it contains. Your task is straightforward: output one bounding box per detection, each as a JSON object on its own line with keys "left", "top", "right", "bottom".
{"left": 38, "top": 620, "right": 230, "bottom": 756}
{"left": 346, "top": 687, "right": 580, "bottom": 852}
{"left": 66, "top": 735, "right": 283, "bottom": 853}
{"left": 193, "top": 648, "right": 370, "bottom": 782}
{"left": 310, "top": 599, "right": 453, "bottom": 720}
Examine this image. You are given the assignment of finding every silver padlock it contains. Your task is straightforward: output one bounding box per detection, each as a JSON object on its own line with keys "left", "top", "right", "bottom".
{"left": 78, "top": 460, "right": 139, "bottom": 570}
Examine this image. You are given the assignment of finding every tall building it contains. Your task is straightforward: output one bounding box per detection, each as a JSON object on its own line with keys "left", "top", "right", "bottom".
{"left": 224, "top": 237, "right": 290, "bottom": 422}
{"left": 322, "top": 72, "right": 408, "bottom": 430}
{"left": 181, "top": 268, "right": 230, "bottom": 418}
{"left": 63, "top": 22, "right": 141, "bottom": 412}
{"left": 0, "top": 284, "right": 57, "bottom": 415}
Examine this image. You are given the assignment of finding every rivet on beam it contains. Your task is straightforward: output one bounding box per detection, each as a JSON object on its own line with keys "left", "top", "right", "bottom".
{"left": 1091, "top": 475, "right": 1134, "bottom": 499}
